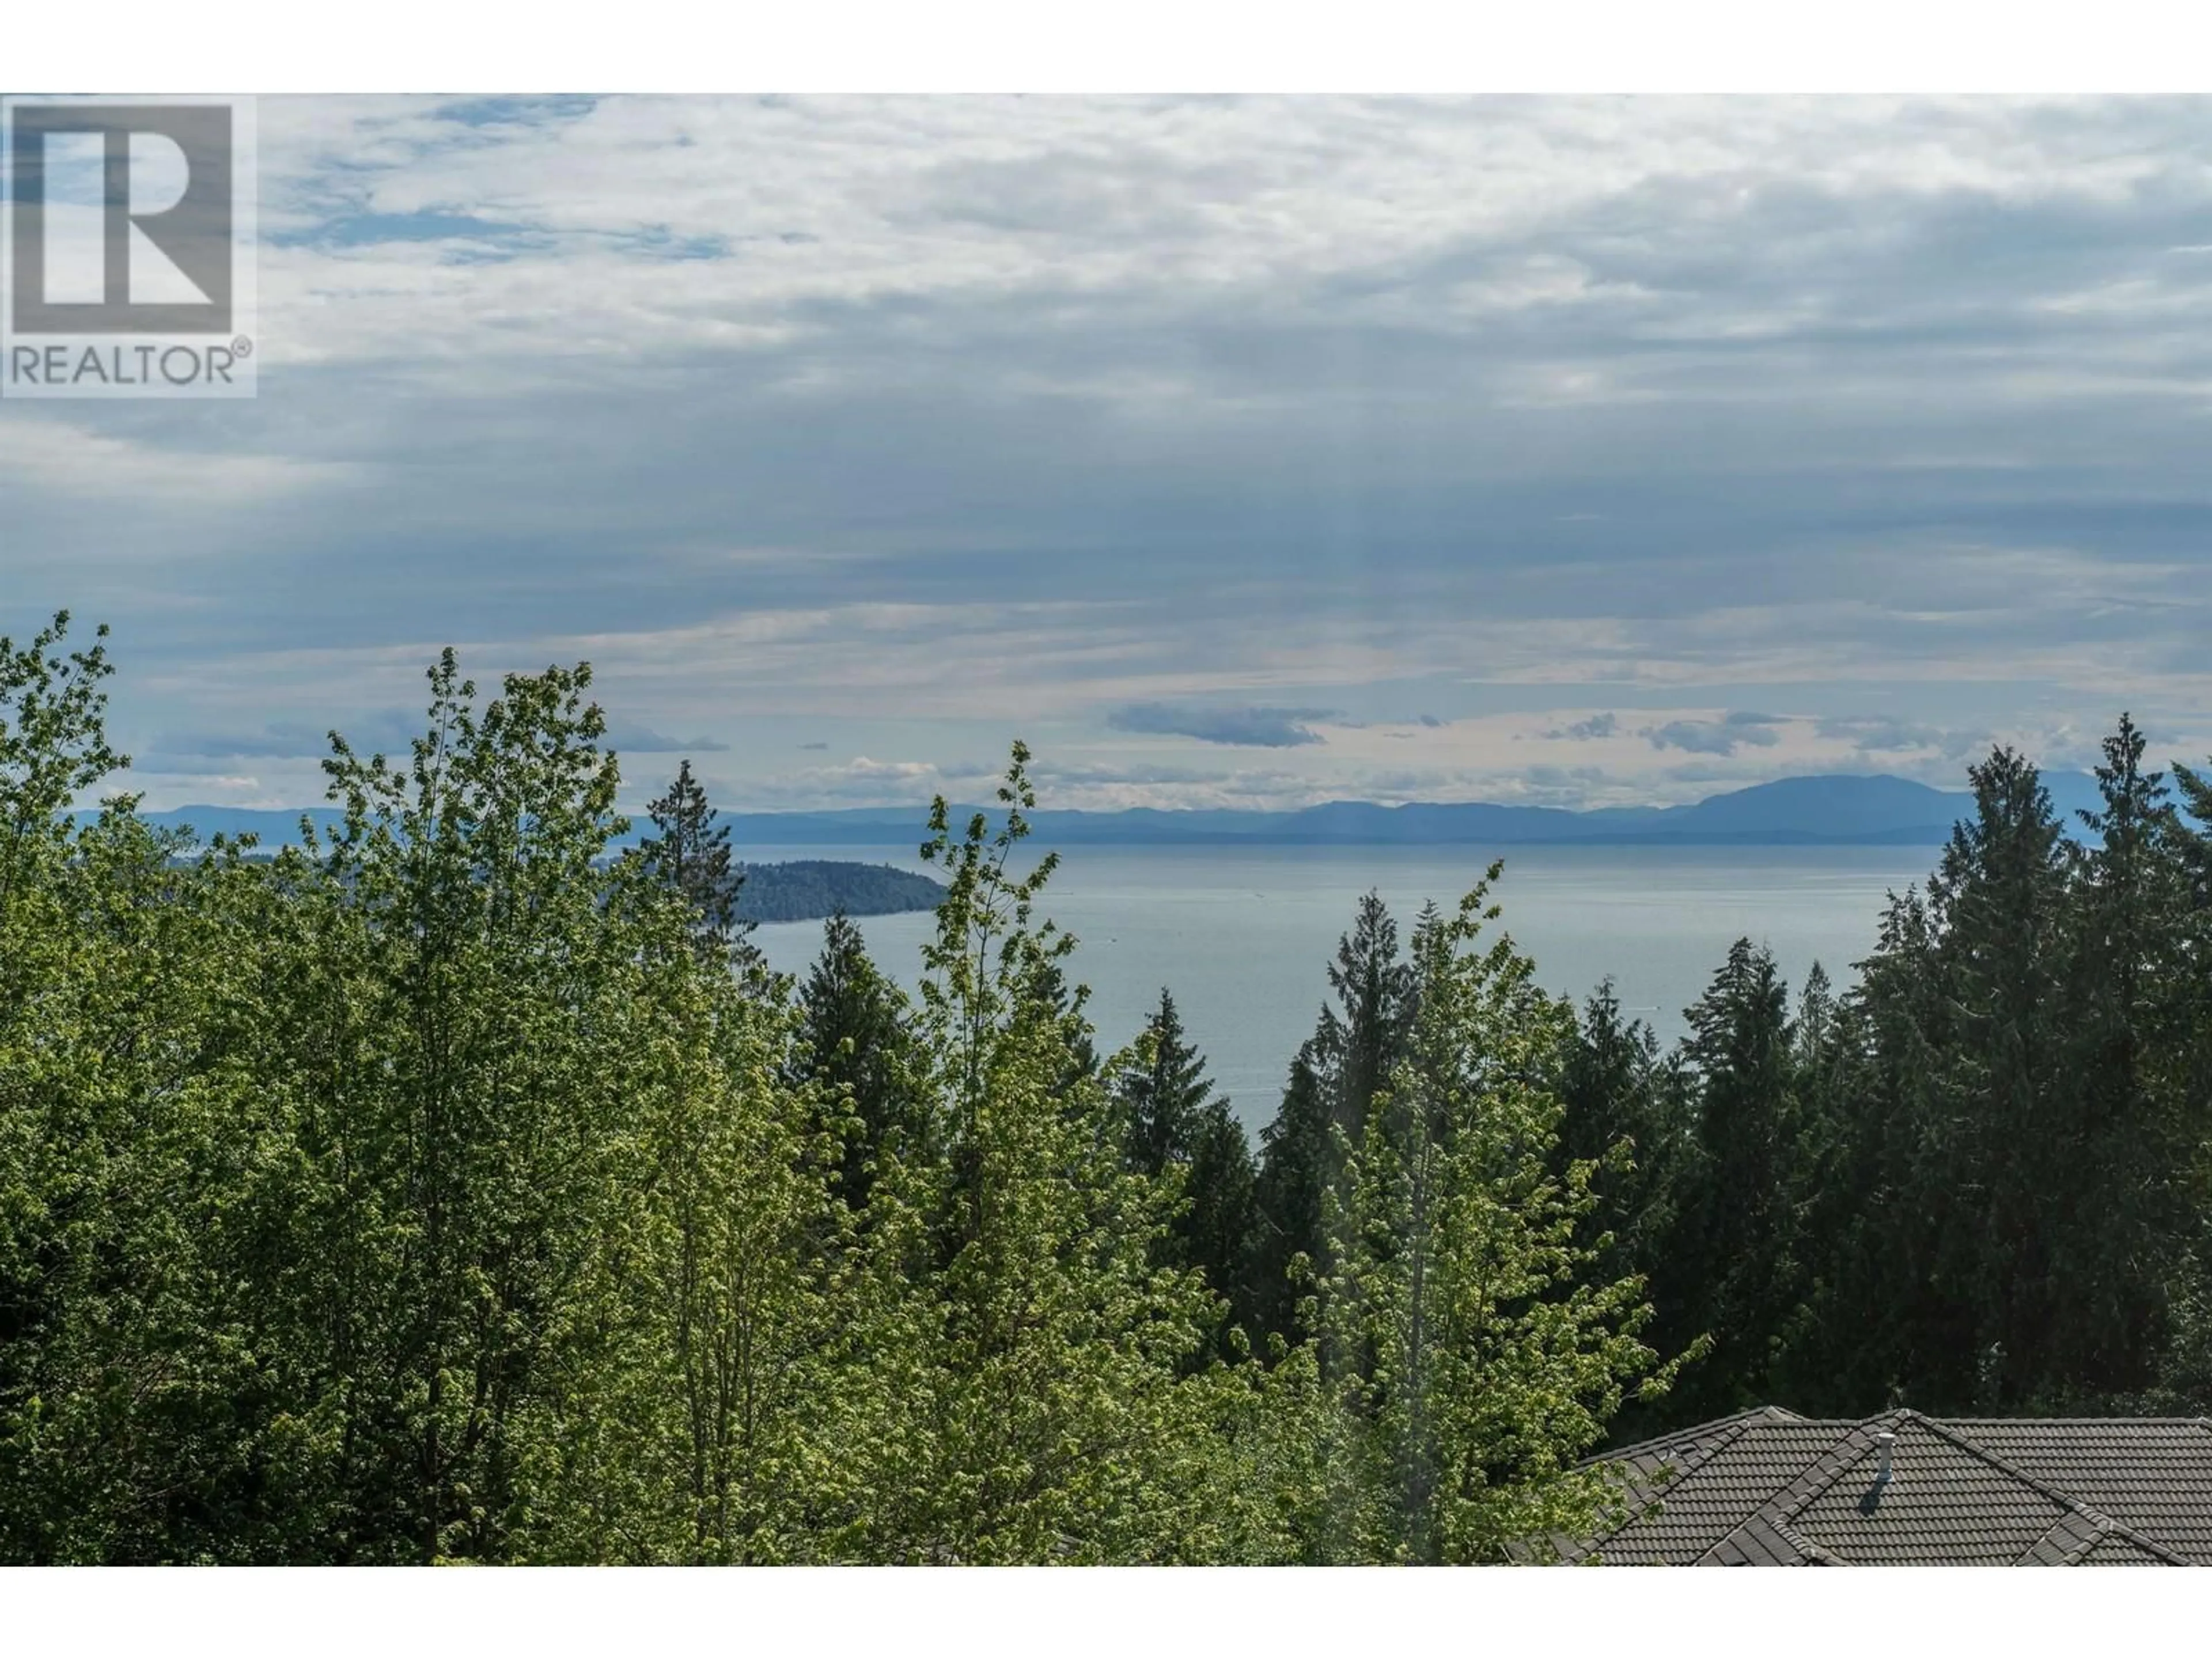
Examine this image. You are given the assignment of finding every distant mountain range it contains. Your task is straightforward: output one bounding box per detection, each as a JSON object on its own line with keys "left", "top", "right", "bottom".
{"left": 92, "top": 771, "right": 2113, "bottom": 851}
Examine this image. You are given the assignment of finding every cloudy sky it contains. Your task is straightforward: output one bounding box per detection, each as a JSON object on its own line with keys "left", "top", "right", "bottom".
{"left": 8, "top": 94, "right": 2212, "bottom": 813}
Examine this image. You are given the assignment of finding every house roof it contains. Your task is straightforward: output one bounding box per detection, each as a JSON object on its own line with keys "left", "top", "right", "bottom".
{"left": 1580, "top": 1408, "right": 2212, "bottom": 1565}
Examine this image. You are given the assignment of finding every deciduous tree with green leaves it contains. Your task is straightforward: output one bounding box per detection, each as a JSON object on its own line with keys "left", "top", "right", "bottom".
{"left": 1313, "top": 868, "right": 1685, "bottom": 1563}
{"left": 832, "top": 745, "right": 1256, "bottom": 1562}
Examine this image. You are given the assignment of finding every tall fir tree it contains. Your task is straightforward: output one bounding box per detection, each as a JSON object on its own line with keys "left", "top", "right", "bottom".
{"left": 1248, "top": 892, "right": 1418, "bottom": 1350}
{"left": 794, "top": 911, "right": 925, "bottom": 1208}
{"left": 640, "top": 759, "right": 752, "bottom": 966}
{"left": 1111, "top": 988, "right": 1259, "bottom": 1334}
{"left": 1328, "top": 891, "right": 1420, "bottom": 1150}
{"left": 1118, "top": 988, "right": 1213, "bottom": 1175}
{"left": 1929, "top": 745, "right": 2074, "bottom": 1408}
{"left": 1248, "top": 1032, "right": 1338, "bottom": 1349}
{"left": 1665, "top": 938, "right": 1803, "bottom": 1422}
{"left": 2054, "top": 714, "right": 2182, "bottom": 1397}
{"left": 1555, "top": 978, "right": 1690, "bottom": 1284}
{"left": 2155, "top": 752, "right": 2212, "bottom": 1408}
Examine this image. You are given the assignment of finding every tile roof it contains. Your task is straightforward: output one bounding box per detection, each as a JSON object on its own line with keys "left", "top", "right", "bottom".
{"left": 1942, "top": 1418, "right": 2212, "bottom": 1562}
{"left": 1579, "top": 1407, "right": 2212, "bottom": 1565}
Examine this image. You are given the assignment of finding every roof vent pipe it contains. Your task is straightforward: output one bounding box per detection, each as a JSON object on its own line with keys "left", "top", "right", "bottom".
{"left": 1874, "top": 1430, "right": 1896, "bottom": 1483}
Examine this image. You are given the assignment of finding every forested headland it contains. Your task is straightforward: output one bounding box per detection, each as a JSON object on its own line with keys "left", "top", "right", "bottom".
{"left": 734, "top": 860, "right": 946, "bottom": 925}
{"left": 6, "top": 609, "right": 2211, "bottom": 1565}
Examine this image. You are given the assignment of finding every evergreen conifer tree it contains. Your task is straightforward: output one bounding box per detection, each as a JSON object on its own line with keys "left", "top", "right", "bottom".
{"left": 1248, "top": 893, "right": 1418, "bottom": 1350}
{"left": 640, "top": 759, "right": 752, "bottom": 965}
{"left": 795, "top": 911, "right": 925, "bottom": 1207}
{"left": 2054, "top": 714, "right": 2183, "bottom": 1397}
{"left": 1669, "top": 938, "right": 1801, "bottom": 1420}
{"left": 1112, "top": 988, "right": 1258, "bottom": 1329}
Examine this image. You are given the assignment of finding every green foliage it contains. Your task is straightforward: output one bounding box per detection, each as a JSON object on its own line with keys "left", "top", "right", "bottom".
{"left": 794, "top": 911, "right": 925, "bottom": 1209}
{"left": 1, "top": 613, "right": 314, "bottom": 1560}
{"left": 639, "top": 758, "right": 752, "bottom": 966}
{"left": 1586, "top": 725, "right": 2212, "bottom": 1434}
{"left": 1556, "top": 980, "right": 1690, "bottom": 1289}
{"left": 1311, "top": 872, "right": 1683, "bottom": 1562}
{"left": 1, "top": 611, "right": 126, "bottom": 931}
{"left": 56, "top": 609, "right": 2212, "bottom": 1559}
{"left": 1248, "top": 1040, "right": 1333, "bottom": 1349}
{"left": 1664, "top": 938, "right": 1808, "bottom": 1419}
{"left": 830, "top": 745, "right": 1243, "bottom": 1562}
{"left": 1111, "top": 988, "right": 1257, "bottom": 1339}
{"left": 1249, "top": 891, "right": 1419, "bottom": 1350}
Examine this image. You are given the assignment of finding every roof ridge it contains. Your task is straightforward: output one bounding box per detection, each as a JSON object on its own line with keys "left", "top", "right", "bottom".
{"left": 1579, "top": 1407, "right": 1832, "bottom": 1560}
{"left": 1696, "top": 1515, "right": 1794, "bottom": 1566}
{"left": 2016, "top": 1510, "right": 2104, "bottom": 1566}
{"left": 1911, "top": 1413, "right": 2141, "bottom": 1534}
{"left": 1907, "top": 1413, "right": 2204, "bottom": 1563}
{"left": 1774, "top": 1517, "right": 1847, "bottom": 1566}
{"left": 1696, "top": 1509, "right": 1836, "bottom": 1567}
{"left": 1580, "top": 1408, "right": 2212, "bottom": 1566}
{"left": 1749, "top": 1416, "right": 1893, "bottom": 1535}
{"left": 1577, "top": 1418, "right": 1762, "bottom": 1556}
{"left": 1945, "top": 1415, "right": 2212, "bottom": 1427}
{"left": 1593, "top": 1404, "right": 1806, "bottom": 1468}
{"left": 1728, "top": 1411, "right": 2089, "bottom": 1566}
{"left": 2023, "top": 1510, "right": 2192, "bottom": 1568}
{"left": 2061, "top": 1521, "right": 2185, "bottom": 1575}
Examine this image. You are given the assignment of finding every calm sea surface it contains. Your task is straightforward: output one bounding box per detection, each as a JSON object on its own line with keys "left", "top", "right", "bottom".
{"left": 746, "top": 843, "right": 1942, "bottom": 1136}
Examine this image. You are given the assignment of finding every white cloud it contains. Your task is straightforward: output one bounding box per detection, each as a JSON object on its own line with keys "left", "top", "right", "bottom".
{"left": 11, "top": 96, "right": 2212, "bottom": 813}
{"left": 0, "top": 415, "right": 359, "bottom": 506}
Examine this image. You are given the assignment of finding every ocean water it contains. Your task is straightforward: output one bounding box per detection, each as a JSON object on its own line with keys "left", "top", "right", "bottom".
{"left": 746, "top": 843, "right": 1942, "bottom": 1137}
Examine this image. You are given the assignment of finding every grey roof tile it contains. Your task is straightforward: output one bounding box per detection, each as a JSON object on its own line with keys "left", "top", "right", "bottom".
{"left": 2018, "top": 1509, "right": 2104, "bottom": 1566}
{"left": 2074, "top": 1531, "right": 2181, "bottom": 1566}
{"left": 1943, "top": 1417, "right": 2212, "bottom": 1562}
{"left": 1580, "top": 1407, "right": 2212, "bottom": 1566}
{"left": 1791, "top": 1420, "right": 2069, "bottom": 1565}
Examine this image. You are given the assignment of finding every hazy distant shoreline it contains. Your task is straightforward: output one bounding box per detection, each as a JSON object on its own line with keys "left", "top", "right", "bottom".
{"left": 95, "top": 768, "right": 2109, "bottom": 853}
